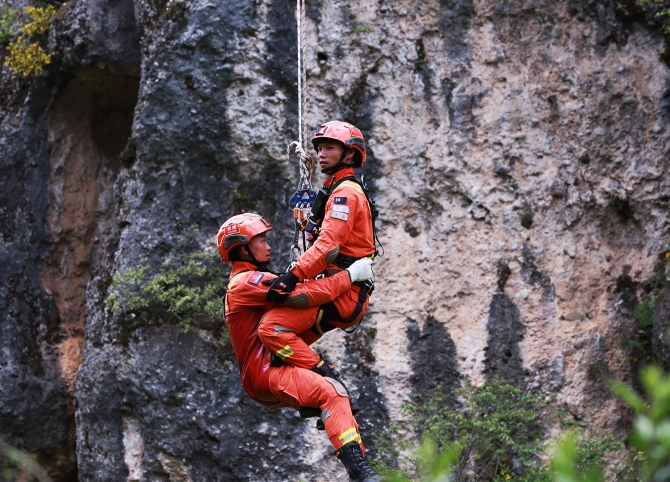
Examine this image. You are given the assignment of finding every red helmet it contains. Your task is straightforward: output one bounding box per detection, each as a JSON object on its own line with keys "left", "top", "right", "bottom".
{"left": 217, "top": 213, "right": 272, "bottom": 264}
{"left": 311, "top": 120, "right": 366, "bottom": 167}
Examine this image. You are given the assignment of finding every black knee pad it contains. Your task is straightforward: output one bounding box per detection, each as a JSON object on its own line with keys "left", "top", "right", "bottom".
{"left": 311, "top": 302, "right": 342, "bottom": 335}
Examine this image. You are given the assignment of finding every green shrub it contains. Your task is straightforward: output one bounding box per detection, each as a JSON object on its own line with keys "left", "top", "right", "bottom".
{"left": 627, "top": 277, "right": 661, "bottom": 364}
{"left": 634, "top": 299, "right": 655, "bottom": 330}
{"left": 407, "top": 381, "right": 547, "bottom": 480}
{"left": 0, "top": 6, "right": 21, "bottom": 45}
{"left": 21, "top": 6, "right": 55, "bottom": 36}
{"left": 107, "top": 250, "right": 227, "bottom": 334}
{"left": 378, "top": 380, "right": 631, "bottom": 481}
{"left": 3, "top": 5, "right": 56, "bottom": 77}
{"left": 0, "top": 437, "right": 51, "bottom": 481}
{"left": 610, "top": 365, "right": 670, "bottom": 481}
{"left": 639, "top": 0, "right": 670, "bottom": 34}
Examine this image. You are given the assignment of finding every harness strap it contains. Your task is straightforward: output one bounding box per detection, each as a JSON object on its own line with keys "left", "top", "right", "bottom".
{"left": 342, "top": 280, "right": 374, "bottom": 333}
{"left": 310, "top": 280, "right": 374, "bottom": 335}
{"left": 311, "top": 302, "right": 341, "bottom": 335}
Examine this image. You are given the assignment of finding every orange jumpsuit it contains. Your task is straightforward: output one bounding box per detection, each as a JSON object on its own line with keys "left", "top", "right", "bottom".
{"left": 224, "top": 261, "right": 364, "bottom": 450}
{"left": 258, "top": 166, "right": 376, "bottom": 369}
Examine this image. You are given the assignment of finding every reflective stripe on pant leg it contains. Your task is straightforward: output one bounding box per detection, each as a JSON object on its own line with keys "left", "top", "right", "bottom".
{"left": 268, "top": 366, "right": 359, "bottom": 450}
{"left": 339, "top": 427, "right": 362, "bottom": 446}
{"left": 258, "top": 305, "right": 320, "bottom": 369}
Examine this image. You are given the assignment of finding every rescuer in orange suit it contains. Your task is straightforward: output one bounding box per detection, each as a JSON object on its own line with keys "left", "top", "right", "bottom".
{"left": 259, "top": 121, "right": 377, "bottom": 372}
{"left": 218, "top": 213, "right": 381, "bottom": 481}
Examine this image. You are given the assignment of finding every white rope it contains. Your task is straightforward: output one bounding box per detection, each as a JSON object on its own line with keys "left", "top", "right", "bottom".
{"left": 296, "top": 0, "right": 308, "bottom": 155}
{"left": 286, "top": 141, "right": 313, "bottom": 191}
{"left": 286, "top": 0, "right": 311, "bottom": 267}
{"left": 288, "top": 0, "right": 312, "bottom": 191}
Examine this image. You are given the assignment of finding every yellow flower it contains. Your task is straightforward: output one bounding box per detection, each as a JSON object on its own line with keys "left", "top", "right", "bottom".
{"left": 506, "top": 476, "right": 511, "bottom": 481}
{"left": 638, "top": 451, "right": 644, "bottom": 455}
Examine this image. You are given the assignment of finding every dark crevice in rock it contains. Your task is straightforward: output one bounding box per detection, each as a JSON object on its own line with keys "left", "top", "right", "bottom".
{"left": 306, "top": 0, "right": 323, "bottom": 23}
{"left": 439, "top": 0, "right": 475, "bottom": 61}
{"left": 40, "top": 69, "right": 139, "bottom": 480}
{"left": 520, "top": 243, "right": 556, "bottom": 302}
{"left": 265, "top": 0, "right": 299, "bottom": 138}
{"left": 0, "top": 72, "right": 75, "bottom": 481}
{"left": 483, "top": 294, "right": 526, "bottom": 388}
{"left": 443, "top": 78, "right": 457, "bottom": 125}
{"left": 414, "top": 38, "right": 434, "bottom": 104}
{"left": 407, "top": 316, "right": 461, "bottom": 406}
{"left": 340, "top": 72, "right": 382, "bottom": 196}
{"left": 438, "top": 0, "right": 475, "bottom": 134}
{"left": 660, "top": 84, "right": 670, "bottom": 126}
{"left": 415, "top": 37, "right": 440, "bottom": 128}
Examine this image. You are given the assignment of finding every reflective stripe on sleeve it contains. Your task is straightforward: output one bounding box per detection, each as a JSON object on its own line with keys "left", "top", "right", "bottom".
{"left": 276, "top": 345, "right": 294, "bottom": 360}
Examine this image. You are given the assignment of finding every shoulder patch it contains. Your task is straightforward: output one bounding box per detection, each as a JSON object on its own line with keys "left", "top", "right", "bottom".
{"left": 331, "top": 211, "right": 349, "bottom": 222}
{"left": 332, "top": 204, "right": 350, "bottom": 214}
{"left": 248, "top": 271, "right": 264, "bottom": 285}
{"left": 333, "top": 196, "right": 347, "bottom": 204}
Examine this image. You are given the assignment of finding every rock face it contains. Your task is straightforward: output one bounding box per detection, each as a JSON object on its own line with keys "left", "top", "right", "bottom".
{"left": 1, "top": 0, "right": 669, "bottom": 480}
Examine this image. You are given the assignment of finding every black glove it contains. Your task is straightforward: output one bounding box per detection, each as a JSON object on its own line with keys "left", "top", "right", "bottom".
{"left": 265, "top": 271, "right": 299, "bottom": 303}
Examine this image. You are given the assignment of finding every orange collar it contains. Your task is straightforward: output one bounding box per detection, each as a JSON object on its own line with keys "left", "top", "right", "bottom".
{"left": 325, "top": 166, "right": 355, "bottom": 188}
{"left": 230, "top": 261, "right": 261, "bottom": 276}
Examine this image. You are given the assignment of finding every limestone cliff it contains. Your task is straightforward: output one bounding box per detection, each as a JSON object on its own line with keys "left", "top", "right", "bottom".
{"left": 1, "top": 0, "right": 669, "bottom": 480}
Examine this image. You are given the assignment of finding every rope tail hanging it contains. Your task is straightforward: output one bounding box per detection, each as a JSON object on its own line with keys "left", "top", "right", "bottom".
{"left": 286, "top": 0, "right": 315, "bottom": 269}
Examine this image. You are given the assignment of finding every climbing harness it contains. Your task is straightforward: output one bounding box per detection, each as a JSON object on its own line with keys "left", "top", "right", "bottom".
{"left": 286, "top": 0, "right": 315, "bottom": 269}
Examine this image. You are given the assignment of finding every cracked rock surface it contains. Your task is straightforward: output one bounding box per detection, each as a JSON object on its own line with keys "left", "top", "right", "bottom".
{"left": 0, "top": 0, "right": 669, "bottom": 480}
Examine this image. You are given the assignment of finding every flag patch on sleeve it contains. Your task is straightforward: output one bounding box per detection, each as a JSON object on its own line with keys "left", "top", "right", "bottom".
{"left": 333, "top": 197, "right": 347, "bottom": 204}
{"left": 331, "top": 211, "right": 349, "bottom": 221}
{"left": 248, "top": 272, "right": 264, "bottom": 285}
{"left": 332, "top": 204, "right": 350, "bottom": 214}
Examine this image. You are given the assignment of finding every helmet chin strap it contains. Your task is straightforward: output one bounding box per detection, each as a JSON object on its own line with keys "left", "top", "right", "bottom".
{"left": 321, "top": 149, "right": 352, "bottom": 175}
{"left": 243, "top": 246, "right": 269, "bottom": 268}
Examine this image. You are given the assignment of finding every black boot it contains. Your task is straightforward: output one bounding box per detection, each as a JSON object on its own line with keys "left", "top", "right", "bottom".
{"left": 311, "top": 359, "right": 361, "bottom": 415}
{"left": 336, "top": 442, "right": 382, "bottom": 482}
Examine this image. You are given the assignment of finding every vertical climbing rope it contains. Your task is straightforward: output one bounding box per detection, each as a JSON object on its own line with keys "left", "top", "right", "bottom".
{"left": 297, "top": 0, "right": 308, "bottom": 153}
{"left": 286, "top": 0, "right": 315, "bottom": 268}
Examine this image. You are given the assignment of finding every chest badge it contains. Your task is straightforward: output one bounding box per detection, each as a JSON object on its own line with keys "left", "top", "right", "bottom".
{"left": 248, "top": 272, "right": 264, "bottom": 285}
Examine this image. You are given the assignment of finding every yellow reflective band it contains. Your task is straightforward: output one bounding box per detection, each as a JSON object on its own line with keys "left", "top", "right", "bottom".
{"left": 314, "top": 310, "right": 325, "bottom": 335}
{"left": 339, "top": 428, "right": 359, "bottom": 445}
{"left": 276, "top": 345, "right": 294, "bottom": 360}
{"left": 335, "top": 181, "right": 364, "bottom": 195}
{"left": 227, "top": 271, "right": 247, "bottom": 290}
